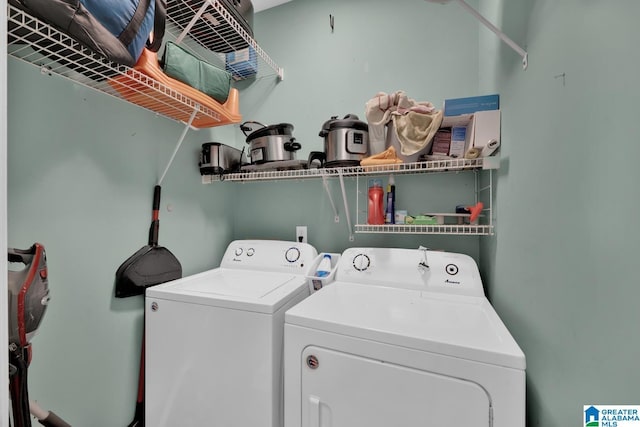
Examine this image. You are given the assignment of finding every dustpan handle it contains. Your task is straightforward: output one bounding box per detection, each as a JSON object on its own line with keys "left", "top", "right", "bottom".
{"left": 148, "top": 185, "right": 161, "bottom": 246}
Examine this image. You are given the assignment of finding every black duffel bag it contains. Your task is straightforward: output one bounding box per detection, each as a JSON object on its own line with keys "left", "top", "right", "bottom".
{"left": 9, "top": 0, "right": 166, "bottom": 69}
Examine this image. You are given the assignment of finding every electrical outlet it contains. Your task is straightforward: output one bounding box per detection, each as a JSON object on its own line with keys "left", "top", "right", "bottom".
{"left": 296, "top": 226, "right": 307, "bottom": 243}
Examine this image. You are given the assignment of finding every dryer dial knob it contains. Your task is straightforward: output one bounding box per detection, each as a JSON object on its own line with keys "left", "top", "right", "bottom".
{"left": 285, "top": 247, "right": 301, "bottom": 263}
{"left": 234, "top": 247, "right": 243, "bottom": 256}
{"left": 352, "top": 253, "right": 370, "bottom": 271}
{"left": 445, "top": 263, "right": 459, "bottom": 275}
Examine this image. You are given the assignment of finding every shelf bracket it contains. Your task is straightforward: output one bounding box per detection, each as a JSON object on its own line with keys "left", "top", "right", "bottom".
{"left": 158, "top": 106, "right": 199, "bottom": 186}
{"left": 322, "top": 175, "right": 340, "bottom": 223}
{"left": 175, "top": 1, "right": 210, "bottom": 45}
{"left": 338, "top": 171, "right": 355, "bottom": 242}
{"left": 426, "top": 0, "right": 528, "bottom": 70}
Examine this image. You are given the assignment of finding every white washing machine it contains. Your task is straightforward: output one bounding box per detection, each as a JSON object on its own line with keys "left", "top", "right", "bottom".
{"left": 145, "top": 239, "right": 317, "bottom": 427}
{"left": 284, "top": 247, "right": 526, "bottom": 427}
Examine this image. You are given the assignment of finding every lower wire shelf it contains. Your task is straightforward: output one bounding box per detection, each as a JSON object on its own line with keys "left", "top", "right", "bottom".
{"left": 355, "top": 224, "right": 494, "bottom": 236}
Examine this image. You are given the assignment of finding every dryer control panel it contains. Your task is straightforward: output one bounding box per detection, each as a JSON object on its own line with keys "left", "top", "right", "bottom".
{"left": 221, "top": 240, "right": 318, "bottom": 274}
{"left": 336, "top": 247, "right": 484, "bottom": 297}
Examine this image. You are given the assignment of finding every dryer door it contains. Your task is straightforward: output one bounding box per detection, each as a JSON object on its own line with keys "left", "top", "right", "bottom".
{"left": 301, "top": 346, "right": 491, "bottom": 427}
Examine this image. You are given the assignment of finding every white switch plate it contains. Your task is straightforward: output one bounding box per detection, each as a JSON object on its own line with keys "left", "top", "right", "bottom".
{"left": 296, "top": 226, "right": 307, "bottom": 243}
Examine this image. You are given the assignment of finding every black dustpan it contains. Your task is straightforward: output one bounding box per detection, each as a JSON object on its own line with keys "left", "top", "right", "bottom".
{"left": 115, "top": 185, "right": 182, "bottom": 298}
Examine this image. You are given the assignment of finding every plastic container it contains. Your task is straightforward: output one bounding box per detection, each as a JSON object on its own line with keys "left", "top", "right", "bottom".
{"left": 367, "top": 179, "right": 385, "bottom": 225}
{"left": 385, "top": 175, "right": 395, "bottom": 224}
{"left": 315, "top": 254, "right": 332, "bottom": 277}
{"left": 306, "top": 253, "right": 341, "bottom": 292}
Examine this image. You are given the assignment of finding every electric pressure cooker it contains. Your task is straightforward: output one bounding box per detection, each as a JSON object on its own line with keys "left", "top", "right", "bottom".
{"left": 313, "top": 114, "right": 369, "bottom": 167}
{"left": 240, "top": 121, "right": 302, "bottom": 164}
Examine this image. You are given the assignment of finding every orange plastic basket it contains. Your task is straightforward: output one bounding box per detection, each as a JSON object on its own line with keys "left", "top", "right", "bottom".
{"left": 108, "top": 49, "right": 241, "bottom": 128}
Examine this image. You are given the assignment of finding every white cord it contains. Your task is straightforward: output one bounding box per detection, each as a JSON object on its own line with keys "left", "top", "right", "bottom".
{"left": 158, "top": 107, "right": 199, "bottom": 186}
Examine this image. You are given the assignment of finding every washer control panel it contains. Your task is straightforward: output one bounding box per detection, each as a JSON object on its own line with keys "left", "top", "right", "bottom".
{"left": 221, "top": 240, "right": 317, "bottom": 273}
{"left": 336, "top": 247, "right": 484, "bottom": 297}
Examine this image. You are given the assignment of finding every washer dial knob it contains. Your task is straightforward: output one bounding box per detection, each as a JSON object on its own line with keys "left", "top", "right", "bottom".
{"left": 247, "top": 248, "right": 255, "bottom": 257}
{"left": 352, "top": 253, "right": 371, "bottom": 271}
{"left": 285, "top": 247, "right": 301, "bottom": 263}
{"left": 234, "top": 247, "right": 243, "bottom": 256}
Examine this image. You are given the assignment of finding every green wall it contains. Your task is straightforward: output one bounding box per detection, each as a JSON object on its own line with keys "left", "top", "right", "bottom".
{"left": 477, "top": 0, "right": 640, "bottom": 426}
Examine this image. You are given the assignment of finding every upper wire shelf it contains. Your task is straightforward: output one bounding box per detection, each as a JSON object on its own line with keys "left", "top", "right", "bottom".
{"left": 7, "top": 1, "right": 283, "bottom": 127}
{"left": 8, "top": 6, "right": 132, "bottom": 101}
{"left": 167, "top": 0, "right": 283, "bottom": 80}
{"left": 7, "top": 5, "right": 228, "bottom": 126}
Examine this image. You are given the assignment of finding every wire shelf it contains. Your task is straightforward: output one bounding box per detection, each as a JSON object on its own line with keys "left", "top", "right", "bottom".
{"left": 205, "top": 158, "right": 493, "bottom": 182}
{"left": 7, "top": 5, "right": 231, "bottom": 126}
{"left": 167, "top": 0, "right": 283, "bottom": 80}
{"left": 8, "top": 6, "right": 128, "bottom": 96}
{"left": 354, "top": 224, "right": 494, "bottom": 236}
{"left": 202, "top": 157, "right": 498, "bottom": 237}
{"left": 7, "top": 1, "right": 282, "bottom": 127}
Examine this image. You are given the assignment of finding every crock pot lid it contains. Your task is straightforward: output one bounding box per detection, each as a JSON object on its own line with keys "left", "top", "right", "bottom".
{"left": 246, "top": 123, "right": 294, "bottom": 141}
{"left": 321, "top": 115, "right": 368, "bottom": 133}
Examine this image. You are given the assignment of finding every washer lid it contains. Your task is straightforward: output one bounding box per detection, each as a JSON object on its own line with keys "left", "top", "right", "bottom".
{"left": 285, "top": 282, "right": 525, "bottom": 369}
{"left": 146, "top": 268, "right": 307, "bottom": 313}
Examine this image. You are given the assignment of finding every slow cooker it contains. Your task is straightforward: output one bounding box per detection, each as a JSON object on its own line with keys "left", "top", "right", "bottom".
{"left": 241, "top": 121, "right": 302, "bottom": 164}
{"left": 199, "top": 142, "right": 245, "bottom": 175}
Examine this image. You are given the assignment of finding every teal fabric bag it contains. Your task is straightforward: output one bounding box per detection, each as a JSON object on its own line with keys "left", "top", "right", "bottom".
{"left": 161, "top": 41, "right": 232, "bottom": 103}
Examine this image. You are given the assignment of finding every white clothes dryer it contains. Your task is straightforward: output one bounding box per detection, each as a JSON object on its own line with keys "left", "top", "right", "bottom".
{"left": 145, "top": 240, "right": 317, "bottom": 427}
{"left": 284, "top": 247, "right": 525, "bottom": 427}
